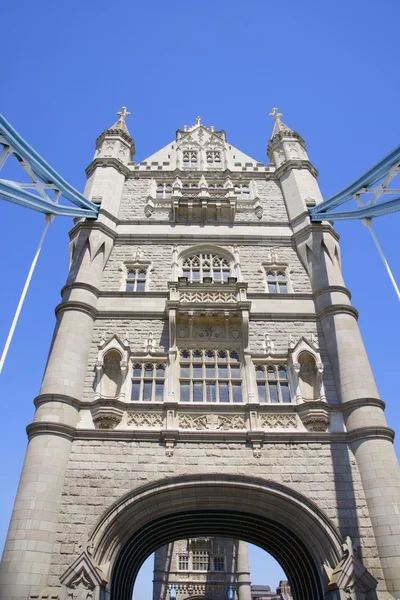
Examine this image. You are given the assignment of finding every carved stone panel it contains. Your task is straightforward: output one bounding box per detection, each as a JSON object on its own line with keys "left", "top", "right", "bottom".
{"left": 179, "top": 414, "right": 208, "bottom": 430}
{"left": 216, "top": 414, "right": 246, "bottom": 430}
{"left": 127, "top": 412, "right": 163, "bottom": 427}
{"left": 260, "top": 414, "right": 297, "bottom": 429}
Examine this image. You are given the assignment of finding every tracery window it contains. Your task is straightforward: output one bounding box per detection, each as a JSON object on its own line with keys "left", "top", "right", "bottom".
{"left": 255, "top": 364, "right": 291, "bottom": 403}
{"left": 192, "top": 550, "right": 210, "bottom": 571}
{"left": 156, "top": 183, "right": 172, "bottom": 199}
{"left": 178, "top": 555, "right": 189, "bottom": 571}
{"left": 213, "top": 556, "right": 225, "bottom": 571}
{"left": 179, "top": 349, "right": 242, "bottom": 403}
{"left": 131, "top": 362, "right": 166, "bottom": 401}
{"left": 206, "top": 150, "right": 222, "bottom": 168}
{"left": 126, "top": 267, "right": 147, "bottom": 292}
{"left": 182, "top": 252, "right": 230, "bottom": 282}
{"left": 208, "top": 183, "right": 224, "bottom": 190}
{"left": 265, "top": 269, "right": 288, "bottom": 293}
{"left": 234, "top": 184, "right": 250, "bottom": 198}
{"left": 183, "top": 150, "right": 198, "bottom": 167}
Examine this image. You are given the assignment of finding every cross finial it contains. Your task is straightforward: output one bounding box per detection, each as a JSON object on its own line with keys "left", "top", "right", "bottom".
{"left": 269, "top": 107, "right": 282, "bottom": 123}
{"left": 117, "top": 106, "right": 131, "bottom": 123}
{"left": 196, "top": 116, "right": 201, "bottom": 126}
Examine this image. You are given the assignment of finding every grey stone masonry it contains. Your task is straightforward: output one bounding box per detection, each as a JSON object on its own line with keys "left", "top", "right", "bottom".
{"left": 1, "top": 112, "right": 399, "bottom": 600}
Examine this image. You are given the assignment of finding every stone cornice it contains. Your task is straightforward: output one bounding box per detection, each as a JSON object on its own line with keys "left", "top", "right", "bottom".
{"left": 341, "top": 397, "right": 386, "bottom": 413}
{"left": 347, "top": 426, "right": 395, "bottom": 443}
{"left": 32, "top": 394, "right": 387, "bottom": 415}
{"left": 26, "top": 420, "right": 395, "bottom": 445}
{"left": 96, "top": 127, "right": 134, "bottom": 150}
{"left": 267, "top": 129, "right": 306, "bottom": 150}
{"left": 34, "top": 393, "right": 82, "bottom": 410}
{"left": 61, "top": 281, "right": 100, "bottom": 298}
{"left": 27, "top": 422, "right": 76, "bottom": 442}
{"left": 55, "top": 300, "right": 97, "bottom": 320}
{"left": 291, "top": 220, "right": 340, "bottom": 244}
{"left": 316, "top": 304, "right": 359, "bottom": 321}
{"left": 127, "top": 167, "right": 275, "bottom": 181}
{"left": 274, "top": 160, "right": 318, "bottom": 180}
{"left": 69, "top": 218, "right": 117, "bottom": 242}
{"left": 313, "top": 285, "right": 352, "bottom": 301}
{"left": 85, "top": 157, "right": 130, "bottom": 178}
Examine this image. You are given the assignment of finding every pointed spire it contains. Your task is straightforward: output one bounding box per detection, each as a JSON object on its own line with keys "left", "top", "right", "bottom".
{"left": 269, "top": 107, "right": 293, "bottom": 138}
{"left": 110, "top": 106, "right": 131, "bottom": 135}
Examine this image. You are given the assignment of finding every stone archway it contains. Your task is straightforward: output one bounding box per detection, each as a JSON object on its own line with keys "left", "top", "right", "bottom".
{"left": 76, "top": 474, "right": 345, "bottom": 600}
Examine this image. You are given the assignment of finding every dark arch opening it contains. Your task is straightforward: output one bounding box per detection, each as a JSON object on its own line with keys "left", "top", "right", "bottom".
{"left": 111, "top": 510, "right": 324, "bottom": 600}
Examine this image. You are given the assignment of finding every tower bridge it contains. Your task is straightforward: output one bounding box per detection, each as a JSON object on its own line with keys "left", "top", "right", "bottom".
{"left": 0, "top": 109, "right": 399, "bottom": 600}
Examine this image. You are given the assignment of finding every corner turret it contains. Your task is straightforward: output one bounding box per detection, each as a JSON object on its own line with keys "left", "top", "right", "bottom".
{"left": 84, "top": 106, "right": 133, "bottom": 220}
{"left": 267, "top": 108, "right": 323, "bottom": 224}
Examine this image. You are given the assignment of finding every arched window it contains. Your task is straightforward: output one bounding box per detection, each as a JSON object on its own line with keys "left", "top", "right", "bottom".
{"left": 298, "top": 352, "right": 319, "bottom": 401}
{"left": 156, "top": 183, "right": 172, "bottom": 199}
{"left": 266, "top": 269, "right": 288, "bottom": 293}
{"left": 131, "top": 362, "right": 166, "bottom": 402}
{"left": 183, "top": 150, "right": 198, "bottom": 167}
{"left": 182, "top": 252, "right": 231, "bottom": 283}
{"left": 255, "top": 364, "right": 290, "bottom": 403}
{"left": 206, "top": 151, "right": 222, "bottom": 168}
{"left": 234, "top": 184, "right": 250, "bottom": 198}
{"left": 102, "top": 350, "right": 122, "bottom": 399}
{"left": 126, "top": 267, "right": 147, "bottom": 292}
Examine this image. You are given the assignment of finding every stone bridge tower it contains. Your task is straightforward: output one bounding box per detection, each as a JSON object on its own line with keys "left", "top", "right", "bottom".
{"left": 1, "top": 109, "right": 400, "bottom": 600}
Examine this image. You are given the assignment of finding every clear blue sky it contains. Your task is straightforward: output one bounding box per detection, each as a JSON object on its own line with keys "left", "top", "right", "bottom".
{"left": 1, "top": 0, "right": 399, "bottom": 594}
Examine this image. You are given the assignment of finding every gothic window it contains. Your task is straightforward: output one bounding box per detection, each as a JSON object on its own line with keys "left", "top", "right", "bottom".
{"left": 209, "top": 183, "right": 224, "bottom": 191}
{"left": 213, "top": 555, "right": 225, "bottom": 571}
{"left": 131, "top": 362, "right": 166, "bottom": 401}
{"left": 234, "top": 184, "right": 250, "bottom": 198}
{"left": 182, "top": 252, "right": 231, "bottom": 282}
{"left": 265, "top": 269, "right": 289, "bottom": 293}
{"left": 179, "top": 349, "right": 242, "bottom": 403}
{"left": 126, "top": 267, "right": 147, "bottom": 292}
{"left": 206, "top": 150, "right": 222, "bottom": 168}
{"left": 183, "top": 150, "right": 198, "bottom": 167}
{"left": 192, "top": 550, "right": 210, "bottom": 571}
{"left": 156, "top": 183, "right": 172, "bottom": 199}
{"left": 255, "top": 364, "right": 291, "bottom": 403}
{"left": 178, "top": 555, "right": 189, "bottom": 571}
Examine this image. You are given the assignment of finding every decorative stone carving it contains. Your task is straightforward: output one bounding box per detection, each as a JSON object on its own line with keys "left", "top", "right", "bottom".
{"left": 299, "top": 408, "right": 330, "bottom": 432}
{"left": 262, "top": 333, "right": 275, "bottom": 355}
{"left": 216, "top": 414, "right": 245, "bottom": 430}
{"left": 60, "top": 551, "right": 107, "bottom": 600}
{"left": 91, "top": 405, "right": 124, "bottom": 430}
{"left": 180, "top": 291, "right": 236, "bottom": 303}
{"left": 260, "top": 414, "right": 297, "bottom": 429}
{"left": 325, "top": 537, "right": 378, "bottom": 600}
{"left": 127, "top": 412, "right": 163, "bottom": 427}
{"left": 230, "top": 326, "right": 241, "bottom": 339}
{"left": 192, "top": 325, "right": 225, "bottom": 339}
{"left": 179, "top": 414, "right": 208, "bottom": 430}
{"left": 144, "top": 332, "right": 155, "bottom": 354}
{"left": 144, "top": 197, "right": 154, "bottom": 217}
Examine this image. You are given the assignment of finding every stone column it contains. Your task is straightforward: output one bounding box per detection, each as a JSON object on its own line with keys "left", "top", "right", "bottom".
{"left": 268, "top": 111, "right": 400, "bottom": 596}
{"left": 305, "top": 228, "right": 400, "bottom": 599}
{"left": 236, "top": 540, "right": 251, "bottom": 600}
{"left": 0, "top": 237, "right": 109, "bottom": 600}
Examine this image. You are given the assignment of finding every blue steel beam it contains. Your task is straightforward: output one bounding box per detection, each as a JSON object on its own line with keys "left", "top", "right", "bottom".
{"left": 310, "top": 143, "right": 400, "bottom": 222}
{"left": 0, "top": 114, "right": 99, "bottom": 218}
